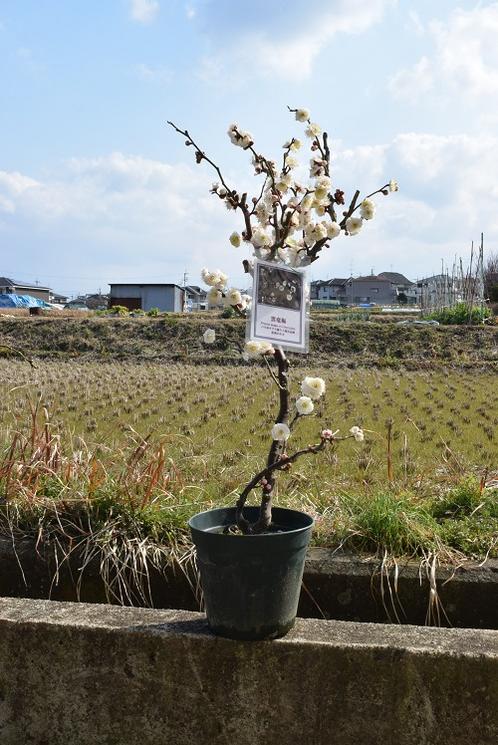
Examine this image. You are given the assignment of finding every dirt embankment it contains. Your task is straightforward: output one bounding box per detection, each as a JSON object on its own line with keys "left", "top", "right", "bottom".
{"left": 1, "top": 316, "right": 497, "bottom": 368}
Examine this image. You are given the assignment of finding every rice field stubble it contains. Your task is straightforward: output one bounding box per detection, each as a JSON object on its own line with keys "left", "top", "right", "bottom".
{"left": 1, "top": 358, "right": 497, "bottom": 568}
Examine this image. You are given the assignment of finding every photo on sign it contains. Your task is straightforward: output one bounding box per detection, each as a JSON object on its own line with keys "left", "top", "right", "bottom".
{"left": 248, "top": 259, "right": 309, "bottom": 353}
{"left": 256, "top": 264, "right": 302, "bottom": 311}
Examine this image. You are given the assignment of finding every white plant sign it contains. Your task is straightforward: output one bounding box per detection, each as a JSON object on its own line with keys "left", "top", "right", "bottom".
{"left": 248, "top": 259, "right": 308, "bottom": 353}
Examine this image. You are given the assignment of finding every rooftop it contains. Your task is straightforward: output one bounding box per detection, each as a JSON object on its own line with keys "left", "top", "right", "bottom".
{"left": 0, "top": 277, "right": 51, "bottom": 291}
{"left": 109, "top": 283, "right": 184, "bottom": 289}
{"left": 378, "top": 271, "right": 413, "bottom": 285}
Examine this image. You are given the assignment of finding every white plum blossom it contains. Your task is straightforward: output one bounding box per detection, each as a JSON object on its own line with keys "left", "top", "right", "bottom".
{"left": 321, "top": 429, "right": 336, "bottom": 440}
{"left": 389, "top": 179, "right": 399, "bottom": 192}
{"left": 255, "top": 202, "right": 271, "bottom": 227}
{"left": 206, "top": 287, "right": 222, "bottom": 305}
{"left": 327, "top": 221, "right": 341, "bottom": 239}
{"left": 314, "top": 176, "right": 331, "bottom": 200}
{"left": 285, "top": 155, "right": 299, "bottom": 169}
{"left": 251, "top": 227, "right": 272, "bottom": 247}
{"left": 305, "top": 122, "right": 321, "bottom": 138}
{"left": 245, "top": 340, "right": 263, "bottom": 358}
{"left": 229, "top": 231, "right": 241, "bottom": 247}
{"left": 295, "top": 108, "right": 310, "bottom": 122}
{"left": 203, "top": 328, "right": 216, "bottom": 344}
{"left": 285, "top": 246, "right": 305, "bottom": 268}
{"left": 301, "top": 376, "right": 326, "bottom": 400}
{"left": 225, "top": 288, "right": 242, "bottom": 306}
{"left": 298, "top": 210, "right": 313, "bottom": 230}
{"left": 301, "top": 193, "right": 314, "bottom": 211}
{"left": 227, "top": 123, "right": 253, "bottom": 149}
{"left": 259, "top": 341, "right": 275, "bottom": 355}
{"left": 360, "top": 199, "right": 376, "bottom": 220}
{"left": 346, "top": 216, "right": 363, "bottom": 235}
{"left": 240, "top": 294, "right": 252, "bottom": 311}
{"left": 244, "top": 340, "right": 275, "bottom": 358}
{"left": 201, "top": 268, "right": 228, "bottom": 289}
{"left": 283, "top": 138, "right": 302, "bottom": 151}
{"left": 296, "top": 396, "right": 314, "bottom": 416}
{"left": 227, "top": 123, "right": 239, "bottom": 145}
{"left": 310, "top": 156, "right": 327, "bottom": 178}
{"left": 305, "top": 222, "right": 327, "bottom": 243}
{"left": 349, "top": 426, "right": 365, "bottom": 442}
{"left": 275, "top": 172, "right": 293, "bottom": 193}
{"left": 271, "top": 422, "right": 291, "bottom": 442}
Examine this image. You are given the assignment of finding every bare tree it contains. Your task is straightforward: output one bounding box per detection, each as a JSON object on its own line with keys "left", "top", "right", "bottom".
{"left": 484, "top": 249, "right": 498, "bottom": 303}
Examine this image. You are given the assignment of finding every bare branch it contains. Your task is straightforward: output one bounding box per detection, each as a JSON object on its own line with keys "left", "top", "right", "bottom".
{"left": 0, "top": 344, "right": 36, "bottom": 368}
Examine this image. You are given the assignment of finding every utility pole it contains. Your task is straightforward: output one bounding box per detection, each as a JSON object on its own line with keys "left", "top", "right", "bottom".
{"left": 182, "top": 270, "right": 189, "bottom": 312}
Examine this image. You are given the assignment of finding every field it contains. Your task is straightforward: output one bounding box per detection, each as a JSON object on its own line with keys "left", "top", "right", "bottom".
{"left": 1, "top": 354, "right": 497, "bottom": 565}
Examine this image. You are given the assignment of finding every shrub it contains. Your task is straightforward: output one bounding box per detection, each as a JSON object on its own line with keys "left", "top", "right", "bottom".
{"left": 426, "top": 303, "right": 491, "bottom": 325}
{"left": 108, "top": 305, "right": 130, "bottom": 316}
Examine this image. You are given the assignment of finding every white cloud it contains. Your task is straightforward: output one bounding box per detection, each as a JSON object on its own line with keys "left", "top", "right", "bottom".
{"left": 2, "top": 128, "right": 498, "bottom": 292}
{"left": 135, "top": 63, "right": 171, "bottom": 84}
{"left": 197, "top": 0, "right": 396, "bottom": 82}
{"left": 129, "top": 0, "right": 160, "bottom": 24}
{"left": 389, "top": 4, "right": 498, "bottom": 103}
{"left": 389, "top": 56, "right": 433, "bottom": 102}
{"left": 323, "top": 130, "right": 498, "bottom": 278}
{"left": 0, "top": 171, "right": 39, "bottom": 211}
{"left": 0, "top": 153, "right": 245, "bottom": 288}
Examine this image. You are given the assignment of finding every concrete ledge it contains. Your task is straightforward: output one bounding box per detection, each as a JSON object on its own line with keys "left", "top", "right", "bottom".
{"left": 0, "top": 598, "right": 497, "bottom": 744}
{"left": 2, "top": 538, "right": 497, "bottom": 629}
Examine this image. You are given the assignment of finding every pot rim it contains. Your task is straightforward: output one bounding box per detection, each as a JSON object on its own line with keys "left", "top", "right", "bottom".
{"left": 188, "top": 505, "right": 314, "bottom": 538}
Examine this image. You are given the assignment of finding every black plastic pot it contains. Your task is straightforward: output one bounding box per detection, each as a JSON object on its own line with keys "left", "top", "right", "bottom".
{"left": 188, "top": 506, "right": 313, "bottom": 640}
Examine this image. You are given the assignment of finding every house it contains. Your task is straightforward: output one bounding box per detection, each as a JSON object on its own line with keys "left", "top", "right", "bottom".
{"left": 50, "top": 292, "right": 69, "bottom": 305}
{"left": 0, "top": 277, "right": 51, "bottom": 302}
{"left": 311, "top": 279, "right": 348, "bottom": 302}
{"left": 108, "top": 283, "right": 185, "bottom": 312}
{"left": 377, "top": 272, "right": 416, "bottom": 305}
{"left": 64, "top": 297, "right": 90, "bottom": 310}
{"left": 312, "top": 275, "right": 396, "bottom": 305}
{"left": 415, "top": 274, "right": 463, "bottom": 309}
{"left": 184, "top": 285, "right": 207, "bottom": 311}
{"left": 342, "top": 275, "right": 394, "bottom": 305}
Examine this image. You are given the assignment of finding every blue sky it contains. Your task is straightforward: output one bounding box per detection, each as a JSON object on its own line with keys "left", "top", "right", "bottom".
{"left": 1, "top": 0, "right": 497, "bottom": 296}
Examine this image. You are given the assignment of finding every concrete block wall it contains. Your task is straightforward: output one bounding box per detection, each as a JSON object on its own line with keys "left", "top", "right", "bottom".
{"left": 0, "top": 598, "right": 497, "bottom": 744}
